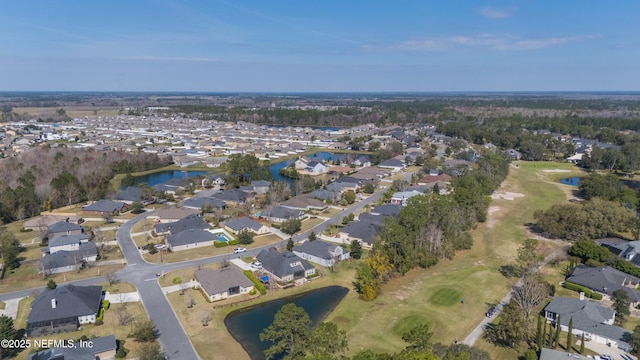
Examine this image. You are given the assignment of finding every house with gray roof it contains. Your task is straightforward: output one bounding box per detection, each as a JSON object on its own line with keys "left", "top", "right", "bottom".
{"left": 544, "top": 297, "right": 631, "bottom": 349}
{"left": 566, "top": 264, "right": 640, "bottom": 304}
{"left": 370, "top": 204, "right": 402, "bottom": 217}
{"left": 45, "top": 234, "right": 89, "bottom": 254}
{"left": 82, "top": 199, "right": 128, "bottom": 216}
{"left": 251, "top": 180, "right": 272, "bottom": 194}
{"left": 338, "top": 220, "right": 380, "bottom": 248}
{"left": 47, "top": 221, "right": 84, "bottom": 240}
{"left": 281, "top": 195, "right": 327, "bottom": 211}
{"left": 224, "top": 217, "right": 270, "bottom": 235}
{"left": 256, "top": 249, "right": 316, "bottom": 283}
{"left": 26, "top": 284, "right": 103, "bottom": 337}
{"left": 183, "top": 196, "right": 227, "bottom": 211}
{"left": 24, "top": 215, "right": 82, "bottom": 232}
{"left": 538, "top": 348, "right": 591, "bottom": 360}
{"left": 262, "top": 206, "right": 304, "bottom": 223}
{"left": 378, "top": 158, "right": 406, "bottom": 172}
{"left": 194, "top": 267, "right": 254, "bottom": 302}
{"left": 166, "top": 229, "right": 217, "bottom": 251}
{"left": 40, "top": 242, "right": 98, "bottom": 275}
{"left": 597, "top": 237, "right": 640, "bottom": 266}
{"left": 116, "top": 186, "right": 144, "bottom": 203}
{"left": 152, "top": 207, "right": 200, "bottom": 223}
{"left": 213, "top": 188, "right": 252, "bottom": 205}
{"left": 154, "top": 214, "right": 210, "bottom": 235}
{"left": 390, "top": 190, "right": 423, "bottom": 206}
{"left": 28, "top": 335, "right": 117, "bottom": 360}
{"left": 310, "top": 188, "right": 339, "bottom": 202}
{"left": 293, "top": 241, "right": 350, "bottom": 267}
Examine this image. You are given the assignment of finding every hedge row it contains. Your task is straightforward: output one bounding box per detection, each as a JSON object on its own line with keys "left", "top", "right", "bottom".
{"left": 563, "top": 281, "right": 604, "bottom": 300}
{"left": 243, "top": 270, "right": 266, "bottom": 295}
{"left": 102, "top": 300, "right": 110, "bottom": 310}
{"left": 213, "top": 239, "right": 240, "bottom": 248}
{"left": 96, "top": 308, "right": 105, "bottom": 322}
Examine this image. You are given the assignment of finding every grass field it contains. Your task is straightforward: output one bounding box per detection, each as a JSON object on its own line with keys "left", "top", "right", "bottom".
{"left": 392, "top": 315, "right": 433, "bottom": 336}
{"left": 326, "top": 161, "right": 582, "bottom": 358}
{"left": 0, "top": 264, "right": 125, "bottom": 293}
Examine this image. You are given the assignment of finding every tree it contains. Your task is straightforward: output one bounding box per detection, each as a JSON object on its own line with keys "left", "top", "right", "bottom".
{"left": 350, "top": 240, "right": 363, "bottom": 260}
{"left": 260, "top": 303, "right": 311, "bottom": 359}
{"left": 0, "top": 228, "right": 21, "bottom": 270}
{"left": 579, "top": 331, "right": 585, "bottom": 354}
{"left": 363, "top": 182, "right": 375, "bottom": 194}
{"left": 136, "top": 341, "right": 165, "bottom": 360}
{"left": 517, "top": 238, "right": 543, "bottom": 275}
{"left": 281, "top": 218, "right": 302, "bottom": 234}
{"left": 567, "top": 317, "right": 573, "bottom": 350}
{"left": 536, "top": 315, "right": 543, "bottom": 349}
{"left": 494, "top": 300, "right": 526, "bottom": 348}
{"left": 116, "top": 307, "right": 133, "bottom": 326}
{"left": 631, "top": 325, "right": 640, "bottom": 355}
{"left": 402, "top": 323, "right": 433, "bottom": 352}
{"left": 238, "top": 230, "right": 255, "bottom": 245}
{"left": 511, "top": 274, "right": 549, "bottom": 331}
{"left": 553, "top": 315, "right": 561, "bottom": 347}
{"left": 105, "top": 272, "right": 118, "bottom": 286}
{"left": 308, "top": 231, "right": 316, "bottom": 242}
{"left": 343, "top": 191, "right": 356, "bottom": 204}
{"left": 201, "top": 311, "right": 211, "bottom": 326}
{"left": 130, "top": 201, "right": 145, "bottom": 214}
{"left": 0, "top": 315, "right": 17, "bottom": 358}
{"left": 612, "top": 289, "right": 631, "bottom": 325}
{"left": 47, "top": 279, "right": 57, "bottom": 289}
{"left": 131, "top": 320, "right": 157, "bottom": 342}
{"left": 309, "top": 322, "right": 348, "bottom": 357}
{"left": 287, "top": 238, "right": 295, "bottom": 252}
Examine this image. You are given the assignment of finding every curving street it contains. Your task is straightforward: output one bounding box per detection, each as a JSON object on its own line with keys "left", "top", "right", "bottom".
{"left": 0, "top": 172, "right": 410, "bottom": 359}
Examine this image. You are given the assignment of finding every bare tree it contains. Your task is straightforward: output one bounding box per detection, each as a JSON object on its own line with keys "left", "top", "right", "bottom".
{"left": 201, "top": 311, "right": 211, "bottom": 326}
{"left": 511, "top": 274, "right": 549, "bottom": 340}
{"left": 187, "top": 296, "right": 195, "bottom": 309}
{"left": 116, "top": 307, "right": 133, "bottom": 326}
{"left": 105, "top": 272, "right": 118, "bottom": 286}
{"left": 179, "top": 282, "right": 188, "bottom": 296}
{"left": 118, "top": 293, "right": 127, "bottom": 308}
{"left": 39, "top": 259, "right": 53, "bottom": 280}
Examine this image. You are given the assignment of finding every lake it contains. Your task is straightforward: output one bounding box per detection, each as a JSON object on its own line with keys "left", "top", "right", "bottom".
{"left": 560, "top": 176, "right": 640, "bottom": 190}
{"left": 131, "top": 170, "right": 208, "bottom": 187}
{"left": 224, "top": 286, "right": 349, "bottom": 360}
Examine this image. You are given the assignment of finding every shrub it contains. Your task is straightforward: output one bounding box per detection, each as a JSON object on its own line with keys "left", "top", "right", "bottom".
{"left": 243, "top": 270, "right": 266, "bottom": 295}
{"left": 96, "top": 308, "right": 105, "bottom": 322}
{"left": 102, "top": 300, "right": 110, "bottom": 310}
{"left": 563, "top": 281, "right": 602, "bottom": 299}
{"left": 214, "top": 241, "right": 228, "bottom": 248}
{"left": 172, "top": 277, "right": 182, "bottom": 284}
{"left": 249, "top": 289, "right": 257, "bottom": 296}
{"left": 307, "top": 272, "right": 319, "bottom": 279}
{"left": 19, "top": 228, "right": 33, "bottom": 233}
{"left": 95, "top": 320, "right": 104, "bottom": 326}
{"left": 228, "top": 239, "right": 240, "bottom": 246}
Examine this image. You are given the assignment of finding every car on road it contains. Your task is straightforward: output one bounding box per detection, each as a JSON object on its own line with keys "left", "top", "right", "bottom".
{"left": 599, "top": 355, "right": 613, "bottom": 360}
{"left": 485, "top": 307, "right": 496, "bottom": 317}
{"left": 251, "top": 261, "right": 262, "bottom": 269}
{"left": 233, "top": 247, "right": 247, "bottom": 254}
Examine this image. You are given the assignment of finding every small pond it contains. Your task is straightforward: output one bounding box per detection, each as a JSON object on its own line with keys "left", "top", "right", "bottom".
{"left": 560, "top": 177, "right": 582, "bottom": 186}
{"left": 128, "top": 170, "right": 208, "bottom": 188}
{"left": 561, "top": 176, "right": 640, "bottom": 190}
{"left": 224, "top": 285, "right": 348, "bottom": 360}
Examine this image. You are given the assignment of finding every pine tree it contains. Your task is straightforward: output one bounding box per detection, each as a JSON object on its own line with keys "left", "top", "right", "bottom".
{"left": 567, "top": 317, "right": 573, "bottom": 351}
{"left": 536, "top": 315, "right": 543, "bottom": 349}
{"left": 542, "top": 318, "right": 547, "bottom": 346}
{"left": 579, "top": 332, "right": 585, "bottom": 354}
{"left": 553, "top": 315, "right": 562, "bottom": 348}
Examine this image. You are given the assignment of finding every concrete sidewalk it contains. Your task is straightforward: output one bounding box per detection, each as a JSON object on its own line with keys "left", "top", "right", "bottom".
{"left": 0, "top": 297, "right": 23, "bottom": 319}
{"left": 160, "top": 280, "right": 198, "bottom": 294}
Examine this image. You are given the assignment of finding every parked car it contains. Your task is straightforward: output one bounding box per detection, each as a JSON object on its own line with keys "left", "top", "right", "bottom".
{"left": 251, "top": 261, "right": 262, "bottom": 269}
{"left": 485, "top": 307, "right": 495, "bottom": 317}
{"left": 233, "top": 247, "right": 247, "bottom": 254}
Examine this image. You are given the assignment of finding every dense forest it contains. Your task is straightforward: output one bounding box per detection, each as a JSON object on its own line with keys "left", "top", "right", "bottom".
{"left": 0, "top": 148, "right": 171, "bottom": 223}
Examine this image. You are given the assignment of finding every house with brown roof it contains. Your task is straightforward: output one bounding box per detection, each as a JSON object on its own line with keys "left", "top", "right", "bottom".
{"left": 151, "top": 207, "right": 201, "bottom": 223}
{"left": 194, "top": 267, "right": 254, "bottom": 302}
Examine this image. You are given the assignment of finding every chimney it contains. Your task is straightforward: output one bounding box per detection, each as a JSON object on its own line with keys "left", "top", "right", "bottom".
{"left": 51, "top": 299, "right": 57, "bottom": 309}
{"left": 579, "top": 292, "right": 585, "bottom": 301}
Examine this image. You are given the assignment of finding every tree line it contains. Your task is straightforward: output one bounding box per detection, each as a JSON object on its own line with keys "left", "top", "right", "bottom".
{"left": 355, "top": 152, "right": 510, "bottom": 300}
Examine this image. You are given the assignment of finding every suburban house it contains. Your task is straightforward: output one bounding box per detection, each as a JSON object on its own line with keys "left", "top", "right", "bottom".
{"left": 566, "top": 264, "right": 640, "bottom": 304}
{"left": 352, "top": 166, "right": 390, "bottom": 180}
{"left": 115, "top": 186, "right": 145, "bottom": 204}
{"left": 310, "top": 188, "right": 339, "bottom": 202}
{"left": 26, "top": 285, "right": 104, "bottom": 337}
{"left": 390, "top": 190, "right": 424, "bottom": 206}
{"left": 262, "top": 206, "right": 304, "bottom": 223}
{"left": 544, "top": 297, "right": 631, "bottom": 349}
{"left": 418, "top": 173, "right": 452, "bottom": 186}
{"left": 28, "top": 335, "right": 117, "bottom": 360}
{"left": 250, "top": 180, "right": 272, "bottom": 194}
{"left": 256, "top": 249, "right": 316, "bottom": 283}
{"left": 40, "top": 240, "right": 98, "bottom": 275}
{"left": 212, "top": 188, "right": 252, "bottom": 205}
{"left": 151, "top": 207, "right": 201, "bottom": 223}
{"left": 506, "top": 148, "right": 522, "bottom": 160}
{"left": 303, "top": 161, "right": 328, "bottom": 175}
{"left": 597, "top": 237, "right": 640, "bottom": 266}
{"left": 203, "top": 173, "right": 225, "bottom": 188}
{"left": 338, "top": 220, "right": 380, "bottom": 248}
{"left": 225, "top": 217, "right": 270, "bottom": 235}
{"left": 165, "top": 229, "right": 217, "bottom": 251}
{"left": 24, "top": 215, "right": 82, "bottom": 232}
{"left": 182, "top": 196, "right": 227, "bottom": 211}
{"left": 354, "top": 155, "right": 372, "bottom": 167}
{"left": 82, "top": 199, "right": 129, "bottom": 216}
{"left": 538, "top": 348, "right": 591, "bottom": 360}
{"left": 378, "top": 158, "right": 406, "bottom": 172}
{"left": 194, "top": 267, "right": 254, "bottom": 302}
{"left": 281, "top": 195, "right": 328, "bottom": 211}
{"left": 153, "top": 214, "right": 210, "bottom": 236}
{"left": 44, "top": 234, "right": 89, "bottom": 254}
{"left": 47, "top": 221, "right": 85, "bottom": 240}
{"left": 293, "top": 241, "right": 350, "bottom": 267}
{"left": 370, "top": 204, "right": 402, "bottom": 217}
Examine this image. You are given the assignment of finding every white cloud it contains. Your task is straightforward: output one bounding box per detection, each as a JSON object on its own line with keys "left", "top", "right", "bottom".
{"left": 479, "top": 7, "right": 514, "bottom": 19}
{"left": 370, "top": 34, "right": 601, "bottom": 52}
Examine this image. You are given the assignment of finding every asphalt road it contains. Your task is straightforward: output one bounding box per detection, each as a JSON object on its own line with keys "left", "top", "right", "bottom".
{"left": 0, "top": 171, "right": 413, "bottom": 358}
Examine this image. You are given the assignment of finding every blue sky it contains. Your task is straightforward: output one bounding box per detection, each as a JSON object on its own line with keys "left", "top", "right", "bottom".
{"left": 1, "top": 1, "right": 638, "bottom": 92}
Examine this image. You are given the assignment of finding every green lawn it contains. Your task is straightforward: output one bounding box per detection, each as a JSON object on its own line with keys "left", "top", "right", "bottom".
{"left": 326, "top": 161, "right": 580, "bottom": 358}
{"left": 392, "top": 315, "right": 433, "bottom": 336}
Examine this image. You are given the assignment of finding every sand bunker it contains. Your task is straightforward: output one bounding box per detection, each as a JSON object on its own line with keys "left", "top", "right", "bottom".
{"left": 541, "top": 169, "right": 571, "bottom": 173}
{"left": 491, "top": 191, "right": 525, "bottom": 200}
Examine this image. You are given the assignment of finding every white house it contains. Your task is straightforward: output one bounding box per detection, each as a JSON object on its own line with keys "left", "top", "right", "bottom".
{"left": 293, "top": 241, "right": 350, "bottom": 267}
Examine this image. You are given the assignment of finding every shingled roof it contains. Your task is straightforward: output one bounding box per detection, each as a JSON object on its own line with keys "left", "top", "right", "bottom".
{"left": 27, "top": 285, "right": 102, "bottom": 324}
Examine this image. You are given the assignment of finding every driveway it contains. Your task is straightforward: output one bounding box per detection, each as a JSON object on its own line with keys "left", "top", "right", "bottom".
{"left": 0, "top": 297, "right": 23, "bottom": 319}
{"left": 104, "top": 291, "right": 141, "bottom": 303}
{"left": 585, "top": 340, "right": 636, "bottom": 360}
